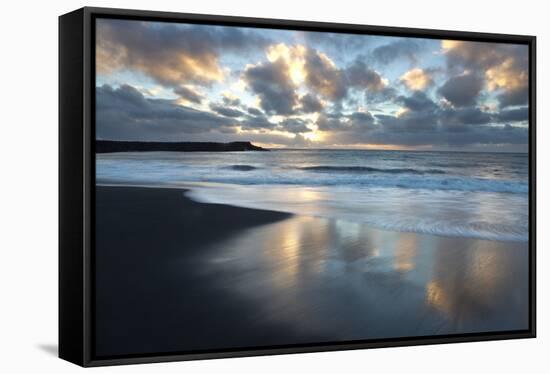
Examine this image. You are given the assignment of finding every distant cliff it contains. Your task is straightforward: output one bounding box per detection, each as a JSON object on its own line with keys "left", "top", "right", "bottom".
{"left": 96, "top": 140, "right": 269, "bottom": 153}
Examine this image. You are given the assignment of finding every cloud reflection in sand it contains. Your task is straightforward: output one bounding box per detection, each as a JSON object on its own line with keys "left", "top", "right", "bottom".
{"left": 199, "top": 214, "right": 528, "bottom": 340}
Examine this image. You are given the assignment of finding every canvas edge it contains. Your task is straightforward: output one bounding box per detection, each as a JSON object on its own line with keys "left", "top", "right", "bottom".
{"left": 59, "top": 7, "right": 86, "bottom": 367}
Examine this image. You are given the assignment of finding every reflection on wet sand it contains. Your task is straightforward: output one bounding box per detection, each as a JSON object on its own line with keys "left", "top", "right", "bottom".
{"left": 393, "top": 235, "right": 418, "bottom": 272}
{"left": 200, "top": 215, "right": 529, "bottom": 340}
{"left": 425, "top": 240, "right": 528, "bottom": 333}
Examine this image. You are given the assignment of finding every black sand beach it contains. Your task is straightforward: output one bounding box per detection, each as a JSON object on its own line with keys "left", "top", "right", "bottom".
{"left": 95, "top": 186, "right": 529, "bottom": 357}
{"left": 95, "top": 186, "right": 303, "bottom": 356}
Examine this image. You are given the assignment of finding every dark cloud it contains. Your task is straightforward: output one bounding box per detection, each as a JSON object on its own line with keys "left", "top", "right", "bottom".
{"left": 247, "top": 107, "right": 264, "bottom": 116}
{"left": 494, "top": 106, "right": 529, "bottom": 123}
{"left": 316, "top": 111, "right": 376, "bottom": 132}
{"left": 345, "top": 59, "right": 387, "bottom": 91}
{"left": 243, "top": 59, "right": 298, "bottom": 115}
{"left": 299, "top": 93, "right": 323, "bottom": 113}
{"left": 443, "top": 41, "right": 528, "bottom": 108}
{"left": 317, "top": 87, "right": 527, "bottom": 148}
{"left": 239, "top": 113, "right": 276, "bottom": 130}
{"left": 97, "top": 80, "right": 527, "bottom": 149}
{"left": 437, "top": 73, "right": 484, "bottom": 107}
{"left": 371, "top": 39, "right": 420, "bottom": 65}
{"left": 302, "top": 51, "right": 397, "bottom": 107}
{"left": 345, "top": 59, "right": 396, "bottom": 103}
{"left": 278, "top": 118, "right": 310, "bottom": 133}
{"left": 441, "top": 107, "right": 493, "bottom": 126}
{"left": 376, "top": 91, "right": 440, "bottom": 133}
{"left": 349, "top": 111, "right": 375, "bottom": 126}
{"left": 304, "top": 49, "right": 347, "bottom": 101}
{"left": 173, "top": 86, "right": 203, "bottom": 104}
{"left": 209, "top": 103, "right": 246, "bottom": 118}
{"left": 96, "top": 84, "right": 236, "bottom": 140}
{"left": 397, "top": 91, "right": 438, "bottom": 112}
{"left": 497, "top": 85, "right": 528, "bottom": 108}
{"left": 330, "top": 121, "right": 527, "bottom": 148}
{"left": 316, "top": 113, "right": 350, "bottom": 132}
{"left": 377, "top": 111, "right": 438, "bottom": 133}
{"left": 222, "top": 95, "right": 241, "bottom": 107}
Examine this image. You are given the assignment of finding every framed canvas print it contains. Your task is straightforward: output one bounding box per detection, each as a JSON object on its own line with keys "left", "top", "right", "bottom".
{"left": 59, "top": 7, "right": 536, "bottom": 367}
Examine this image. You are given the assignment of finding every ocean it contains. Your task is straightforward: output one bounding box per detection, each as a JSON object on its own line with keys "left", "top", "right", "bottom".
{"left": 96, "top": 149, "right": 529, "bottom": 242}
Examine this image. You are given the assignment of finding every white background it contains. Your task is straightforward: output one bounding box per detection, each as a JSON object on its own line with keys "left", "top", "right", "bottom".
{"left": 0, "top": 0, "right": 546, "bottom": 372}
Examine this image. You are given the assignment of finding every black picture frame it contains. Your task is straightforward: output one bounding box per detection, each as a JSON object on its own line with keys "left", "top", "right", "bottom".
{"left": 59, "top": 6, "right": 537, "bottom": 367}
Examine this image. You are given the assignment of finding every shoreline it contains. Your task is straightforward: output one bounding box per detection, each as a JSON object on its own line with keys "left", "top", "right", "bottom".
{"left": 97, "top": 181, "right": 528, "bottom": 243}
{"left": 95, "top": 185, "right": 529, "bottom": 357}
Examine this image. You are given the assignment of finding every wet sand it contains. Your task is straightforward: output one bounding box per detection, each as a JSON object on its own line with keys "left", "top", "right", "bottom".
{"left": 95, "top": 186, "right": 529, "bottom": 357}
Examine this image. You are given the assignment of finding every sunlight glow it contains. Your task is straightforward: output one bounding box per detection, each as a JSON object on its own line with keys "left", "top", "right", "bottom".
{"left": 267, "top": 43, "right": 307, "bottom": 85}
{"left": 486, "top": 58, "right": 527, "bottom": 91}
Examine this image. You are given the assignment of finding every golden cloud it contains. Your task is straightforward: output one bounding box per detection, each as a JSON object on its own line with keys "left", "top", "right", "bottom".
{"left": 440, "top": 39, "right": 528, "bottom": 106}
{"left": 441, "top": 40, "right": 462, "bottom": 50}
{"left": 485, "top": 58, "right": 528, "bottom": 92}
{"left": 97, "top": 37, "right": 224, "bottom": 87}
{"left": 400, "top": 68, "right": 433, "bottom": 90}
{"left": 96, "top": 20, "right": 232, "bottom": 92}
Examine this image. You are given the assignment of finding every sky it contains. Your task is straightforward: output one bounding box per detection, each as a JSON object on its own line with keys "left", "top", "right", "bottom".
{"left": 96, "top": 18, "right": 529, "bottom": 152}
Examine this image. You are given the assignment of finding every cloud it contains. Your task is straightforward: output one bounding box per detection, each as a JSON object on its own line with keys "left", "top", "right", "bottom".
{"left": 442, "top": 40, "right": 528, "bottom": 108}
{"left": 348, "top": 111, "right": 376, "bottom": 127}
{"left": 96, "top": 84, "right": 237, "bottom": 140}
{"left": 316, "top": 112, "right": 351, "bottom": 132}
{"left": 250, "top": 43, "right": 395, "bottom": 111}
{"left": 266, "top": 43, "right": 307, "bottom": 85}
{"left": 497, "top": 85, "right": 528, "bottom": 108}
{"left": 221, "top": 94, "right": 241, "bottom": 107}
{"left": 316, "top": 111, "right": 376, "bottom": 132}
{"left": 494, "top": 106, "right": 529, "bottom": 123}
{"left": 239, "top": 113, "right": 276, "bottom": 130}
{"left": 173, "top": 86, "right": 204, "bottom": 104}
{"left": 243, "top": 59, "right": 298, "bottom": 115}
{"left": 400, "top": 68, "right": 434, "bottom": 91}
{"left": 318, "top": 87, "right": 527, "bottom": 149}
{"left": 245, "top": 44, "right": 393, "bottom": 112}
{"left": 299, "top": 93, "right": 324, "bottom": 113}
{"left": 437, "top": 73, "right": 484, "bottom": 107}
{"left": 278, "top": 118, "right": 311, "bottom": 133}
{"left": 397, "top": 91, "right": 438, "bottom": 112}
{"left": 439, "top": 107, "right": 493, "bottom": 130}
{"left": 372, "top": 39, "right": 419, "bottom": 65}
{"left": 344, "top": 59, "right": 396, "bottom": 104}
{"left": 442, "top": 40, "right": 523, "bottom": 72}
{"left": 303, "top": 32, "right": 373, "bottom": 54}
{"left": 345, "top": 59, "right": 387, "bottom": 91}
{"left": 96, "top": 19, "right": 270, "bottom": 97}
{"left": 209, "top": 103, "right": 246, "bottom": 118}
{"left": 95, "top": 20, "right": 529, "bottom": 151}
{"left": 247, "top": 107, "right": 264, "bottom": 116}
{"left": 377, "top": 111, "right": 438, "bottom": 133}
{"left": 329, "top": 121, "right": 527, "bottom": 148}
{"left": 304, "top": 49, "right": 347, "bottom": 101}
{"left": 332, "top": 112, "right": 526, "bottom": 148}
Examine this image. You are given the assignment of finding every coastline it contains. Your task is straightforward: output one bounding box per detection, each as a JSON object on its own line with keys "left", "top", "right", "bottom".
{"left": 95, "top": 185, "right": 529, "bottom": 357}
